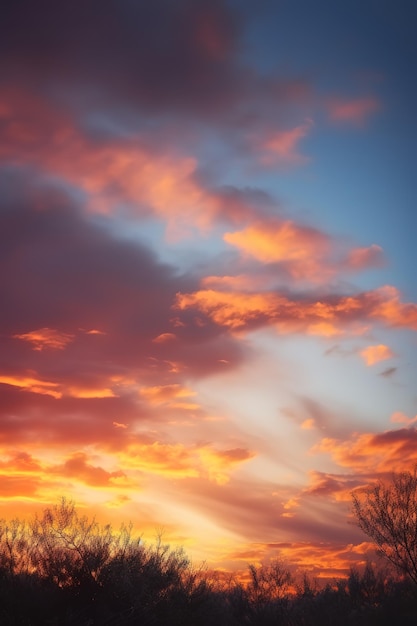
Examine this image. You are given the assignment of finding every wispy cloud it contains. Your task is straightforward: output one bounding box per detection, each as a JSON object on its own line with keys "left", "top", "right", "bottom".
{"left": 326, "top": 96, "right": 380, "bottom": 125}
{"left": 255, "top": 119, "right": 313, "bottom": 166}
{"left": 13, "top": 328, "right": 74, "bottom": 351}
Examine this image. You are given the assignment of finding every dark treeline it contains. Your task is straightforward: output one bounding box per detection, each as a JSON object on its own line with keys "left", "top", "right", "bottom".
{"left": 1, "top": 499, "right": 416, "bottom": 625}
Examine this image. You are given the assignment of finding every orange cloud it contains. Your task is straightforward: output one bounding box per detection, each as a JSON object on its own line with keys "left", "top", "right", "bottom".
{"left": 0, "top": 451, "right": 56, "bottom": 500}
{"left": 327, "top": 96, "right": 380, "bottom": 124}
{"left": 369, "top": 285, "right": 417, "bottom": 328}
{"left": 0, "top": 374, "right": 62, "bottom": 398}
{"left": 315, "top": 427, "right": 417, "bottom": 474}
{"left": 51, "top": 452, "right": 128, "bottom": 488}
{"left": 199, "top": 447, "right": 255, "bottom": 485}
{"left": 122, "top": 441, "right": 254, "bottom": 484}
{"left": 0, "top": 451, "right": 43, "bottom": 473}
{"left": 225, "top": 540, "right": 377, "bottom": 581}
{"left": 0, "top": 372, "right": 124, "bottom": 401}
{"left": 13, "top": 328, "right": 74, "bottom": 351}
{"left": 282, "top": 497, "right": 300, "bottom": 518}
{"left": 224, "top": 220, "right": 330, "bottom": 281}
{"left": 66, "top": 386, "right": 117, "bottom": 399}
{"left": 0, "top": 448, "right": 131, "bottom": 501}
{"left": 359, "top": 344, "right": 394, "bottom": 366}
{"left": 273, "top": 541, "right": 377, "bottom": 580}
{"left": 140, "top": 384, "right": 197, "bottom": 405}
{"left": 0, "top": 476, "right": 42, "bottom": 498}
{"left": 174, "top": 285, "right": 417, "bottom": 335}
{"left": 223, "top": 223, "right": 386, "bottom": 285}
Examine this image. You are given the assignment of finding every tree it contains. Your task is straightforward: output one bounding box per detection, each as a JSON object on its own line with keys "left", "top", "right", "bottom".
{"left": 352, "top": 468, "right": 417, "bottom": 586}
{"left": 30, "top": 497, "right": 115, "bottom": 593}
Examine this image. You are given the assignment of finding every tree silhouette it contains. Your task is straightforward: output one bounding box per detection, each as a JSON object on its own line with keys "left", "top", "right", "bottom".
{"left": 352, "top": 468, "right": 417, "bottom": 587}
{"left": 1, "top": 498, "right": 417, "bottom": 624}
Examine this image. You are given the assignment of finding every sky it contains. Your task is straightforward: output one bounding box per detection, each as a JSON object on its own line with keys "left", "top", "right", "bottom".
{"left": 0, "top": 0, "right": 416, "bottom": 580}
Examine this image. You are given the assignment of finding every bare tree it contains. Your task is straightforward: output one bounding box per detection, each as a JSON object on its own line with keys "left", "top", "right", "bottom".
{"left": 30, "top": 497, "right": 115, "bottom": 590}
{"left": 352, "top": 468, "right": 417, "bottom": 586}
{"left": 247, "top": 559, "right": 292, "bottom": 604}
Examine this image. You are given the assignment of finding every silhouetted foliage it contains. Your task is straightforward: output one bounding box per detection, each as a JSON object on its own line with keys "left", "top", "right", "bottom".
{"left": 1, "top": 498, "right": 417, "bottom": 625}
{"left": 352, "top": 468, "right": 417, "bottom": 587}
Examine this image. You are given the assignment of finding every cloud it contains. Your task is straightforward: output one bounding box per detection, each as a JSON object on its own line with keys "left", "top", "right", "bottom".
{"left": 178, "top": 474, "right": 362, "bottom": 551}
{"left": 0, "top": 88, "right": 283, "bottom": 238}
{"left": 326, "top": 96, "right": 380, "bottom": 124}
{"left": 0, "top": 448, "right": 131, "bottom": 500}
{"left": 174, "top": 285, "right": 417, "bottom": 335}
{"left": 51, "top": 452, "right": 129, "bottom": 488}
{"left": 255, "top": 119, "right": 313, "bottom": 166}
{"left": 221, "top": 222, "right": 389, "bottom": 288}
{"left": 139, "top": 384, "right": 199, "bottom": 409}
{"left": 302, "top": 470, "right": 361, "bottom": 501}
{"left": 13, "top": 328, "right": 74, "bottom": 351}
{"left": 223, "top": 220, "right": 331, "bottom": 282}
{"left": 121, "top": 441, "right": 254, "bottom": 484}
{"left": 314, "top": 426, "right": 417, "bottom": 474}
{"left": 0, "top": 451, "right": 43, "bottom": 472}
{"left": 0, "top": 0, "right": 240, "bottom": 117}
{"left": 65, "top": 386, "right": 117, "bottom": 399}
{"left": 379, "top": 366, "right": 397, "bottom": 378}
{"left": 359, "top": 344, "right": 395, "bottom": 366}
{"left": 390, "top": 411, "right": 417, "bottom": 426}
{"left": 152, "top": 333, "right": 177, "bottom": 343}
{"left": 0, "top": 171, "right": 251, "bottom": 393}
{"left": 0, "top": 374, "right": 62, "bottom": 399}
{"left": 0, "top": 0, "right": 414, "bottom": 583}
{"left": 225, "top": 538, "right": 378, "bottom": 582}
{"left": 264, "top": 541, "right": 378, "bottom": 580}
{"left": 0, "top": 89, "right": 221, "bottom": 236}
{"left": 0, "top": 0, "right": 311, "bottom": 178}
{"left": 0, "top": 476, "right": 41, "bottom": 498}
{"left": 345, "top": 244, "right": 384, "bottom": 270}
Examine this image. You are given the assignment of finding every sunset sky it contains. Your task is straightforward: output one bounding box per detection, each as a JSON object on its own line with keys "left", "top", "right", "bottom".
{"left": 1, "top": 0, "right": 416, "bottom": 580}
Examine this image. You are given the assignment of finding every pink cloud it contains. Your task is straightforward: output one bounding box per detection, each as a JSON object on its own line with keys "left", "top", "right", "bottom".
{"left": 256, "top": 119, "right": 313, "bottom": 165}
{"left": 390, "top": 412, "right": 417, "bottom": 426}
{"left": 0, "top": 88, "right": 254, "bottom": 238}
{"left": 345, "top": 244, "right": 384, "bottom": 270}
{"left": 326, "top": 96, "right": 380, "bottom": 125}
